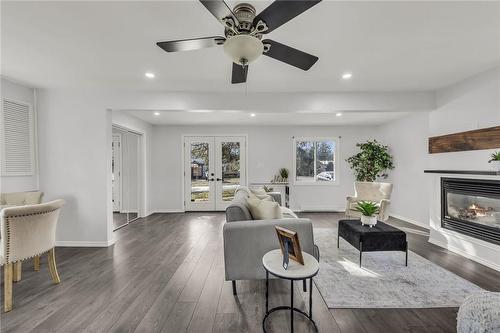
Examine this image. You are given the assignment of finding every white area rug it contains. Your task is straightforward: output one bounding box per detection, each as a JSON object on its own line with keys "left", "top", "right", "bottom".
{"left": 314, "top": 227, "right": 483, "bottom": 308}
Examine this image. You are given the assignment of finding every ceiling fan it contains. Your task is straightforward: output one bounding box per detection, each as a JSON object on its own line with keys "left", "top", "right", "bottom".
{"left": 156, "top": 0, "right": 321, "bottom": 84}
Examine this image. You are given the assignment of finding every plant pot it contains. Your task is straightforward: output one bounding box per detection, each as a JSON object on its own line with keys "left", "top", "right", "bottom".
{"left": 361, "top": 215, "right": 377, "bottom": 227}
{"left": 491, "top": 160, "right": 500, "bottom": 172}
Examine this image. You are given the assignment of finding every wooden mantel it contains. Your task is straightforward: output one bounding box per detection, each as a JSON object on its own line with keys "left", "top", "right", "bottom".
{"left": 428, "top": 125, "right": 500, "bottom": 154}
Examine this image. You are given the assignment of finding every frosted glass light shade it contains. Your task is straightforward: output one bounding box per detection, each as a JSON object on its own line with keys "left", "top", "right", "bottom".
{"left": 223, "top": 35, "right": 264, "bottom": 65}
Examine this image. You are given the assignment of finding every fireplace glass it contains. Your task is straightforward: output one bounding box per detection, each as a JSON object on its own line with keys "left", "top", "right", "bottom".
{"left": 446, "top": 192, "right": 500, "bottom": 230}
{"left": 442, "top": 178, "right": 500, "bottom": 245}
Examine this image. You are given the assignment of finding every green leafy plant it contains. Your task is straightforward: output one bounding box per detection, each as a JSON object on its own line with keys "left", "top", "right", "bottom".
{"left": 346, "top": 140, "right": 394, "bottom": 182}
{"left": 279, "top": 168, "right": 289, "bottom": 180}
{"left": 354, "top": 201, "right": 380, "bottom": 217}
{"left": 488, "top": 151, "right": 500, "bottom": 163}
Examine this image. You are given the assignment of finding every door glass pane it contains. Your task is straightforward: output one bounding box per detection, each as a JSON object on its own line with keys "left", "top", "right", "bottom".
{"left": 191, "top": 142, "right": 209, "bottom": 202}
{"left": 221, "top": 142, "right": 240, "bottom": 201}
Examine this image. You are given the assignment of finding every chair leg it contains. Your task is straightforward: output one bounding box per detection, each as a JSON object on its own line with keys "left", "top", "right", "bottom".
{"left": 4, "top": 264, "right": 13, "bottom": 312}
{"left": 13, "top": 262, "right": 22, "bottom": 282}
{"left": 47, "top": 248, "right": 61, "bottom": 284}
{"left": 232, "top": 280, "right": 237, "bottom": 295}
{"left": 34, "top": 255, "right": 40, "bottom": 271}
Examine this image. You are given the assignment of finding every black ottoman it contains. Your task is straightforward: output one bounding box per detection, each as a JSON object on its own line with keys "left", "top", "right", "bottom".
{"left": 338, "top": 219, "right": 408, "bottom": 267}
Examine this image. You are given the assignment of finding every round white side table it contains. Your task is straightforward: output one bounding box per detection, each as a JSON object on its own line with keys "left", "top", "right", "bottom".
{"left": 262, "top": 249, "right": 320, "bottom": 333}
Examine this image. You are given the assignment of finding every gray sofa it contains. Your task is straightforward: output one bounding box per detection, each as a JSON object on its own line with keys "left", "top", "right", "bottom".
{"left": 224, "top": 187, "right": 319, "bottom": 295}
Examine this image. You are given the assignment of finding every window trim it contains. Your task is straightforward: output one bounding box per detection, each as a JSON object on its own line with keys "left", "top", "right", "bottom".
{"left": 292, "top": 137, "right": 339, "bottom": 186}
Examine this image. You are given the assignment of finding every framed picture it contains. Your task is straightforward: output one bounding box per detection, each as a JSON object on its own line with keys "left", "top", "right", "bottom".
{"left": 275, "top": 226, "right": 304, "bottom": 269}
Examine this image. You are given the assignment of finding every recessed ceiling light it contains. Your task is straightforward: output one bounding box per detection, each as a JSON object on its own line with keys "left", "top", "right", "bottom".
{"left": 250, "top": 113, "right": 256, "bottom": 117}
{"left": 336, "top": 112, "right": 343, "bottom": 117}
{"left": 341, "top": 72, "right": 352, "bottom": 80}
{"left": 153, "top": 112, "right": 160, "bottom": 116}
{"left": 145, "top": 72, "right": 155, "bottom": 79}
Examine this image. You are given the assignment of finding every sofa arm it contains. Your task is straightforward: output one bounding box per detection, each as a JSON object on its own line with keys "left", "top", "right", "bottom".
{"left": 346, "top": 196, "right": 357, "bottom": 217}
{"left": 378, "top": 199, "right": 391, "bottom": 221}
{"left": 223, "top": 218, "right": 316, "bottom": 281}
{"left": 268, "top": 192, "right": 282, "bottom": 205}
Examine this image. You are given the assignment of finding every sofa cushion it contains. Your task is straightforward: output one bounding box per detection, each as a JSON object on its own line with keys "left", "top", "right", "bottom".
{"left": 281, "top": 207, "right": 298, "bottom": 219}
{"left": 247, "top": 198, "right": 283, "bottom": 220}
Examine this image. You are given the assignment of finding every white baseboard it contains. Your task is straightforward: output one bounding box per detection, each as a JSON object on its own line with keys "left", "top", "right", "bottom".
{"left": 151, "top": 209, "right": 185, "bottom": 214}
{"left": 295, "top": 205, "right": 345, "bottom": 212}
{"left": 55, "top": 239, "right": 115, "bottom": 247}
{"left": 428, "top": 237, "right": 500, "bottom": 272}
{"left": 389, "top": 214, "right": 430, "bottom": 230}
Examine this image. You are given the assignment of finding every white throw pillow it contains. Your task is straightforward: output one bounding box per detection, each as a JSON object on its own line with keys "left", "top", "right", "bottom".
{"left": 251, "top": 187, "right": 268, "bottom": 197}
{"left": 247, "top": 198, "right": 283, "bottom": 220}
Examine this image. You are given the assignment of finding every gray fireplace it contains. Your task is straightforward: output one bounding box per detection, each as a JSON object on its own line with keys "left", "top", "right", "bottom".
{"left": 441, "top": 177, "right": 500, "bottom": 245}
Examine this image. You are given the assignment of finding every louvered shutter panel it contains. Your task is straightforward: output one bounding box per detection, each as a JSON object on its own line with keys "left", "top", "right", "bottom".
{"left": 1, "top": 99, "right": 34, "bottom": 175}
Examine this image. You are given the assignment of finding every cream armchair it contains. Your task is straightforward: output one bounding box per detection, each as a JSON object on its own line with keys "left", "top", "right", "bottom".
{"left": 1, "top": 191, "right": 44, "bottom": 272}
{"left": 0, "top": 191, "right": 43, "bottom": 207}
{"left": 1, "top": 200, "right": 64, "bottom": 312}
{"left": 346, "top": 182, "right": 393, "bottom": 221}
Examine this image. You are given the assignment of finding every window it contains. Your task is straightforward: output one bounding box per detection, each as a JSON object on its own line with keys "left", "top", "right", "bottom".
{"left": 1, "top": 99, "right": 35, "bottom": 176}
{"left": 293, "top": 138, "right": 338, "bottom": 184}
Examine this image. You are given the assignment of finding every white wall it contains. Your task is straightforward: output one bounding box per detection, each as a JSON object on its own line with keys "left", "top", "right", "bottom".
{"left": 37, "top": 88, "right": 429, "bottom": 246}
{"left": 0, "top": 78, "right": 38, "bottom": 192}
{"left": 37, "top": 89, "right": 113, "bottom": 246}
{"left": 373, "top": 67, "right": 500, "bottom": 270}
{"left": 150, "top": 125, "right": 378, "bottom": 212}
{"left": 427, "top": 67, "right": 500, "bottom": 270}
{"left": 428, "top": 67, "right": 500, "bottom": 170}
{"left": 378, "top": 112, "right": 431, "bottom": 228}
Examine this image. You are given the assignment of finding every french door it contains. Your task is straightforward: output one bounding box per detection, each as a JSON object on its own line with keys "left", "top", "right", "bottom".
{"left": 184, "top": 136, "right": 246, "bottom": 211}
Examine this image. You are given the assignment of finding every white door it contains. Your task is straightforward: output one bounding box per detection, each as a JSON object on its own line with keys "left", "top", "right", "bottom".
{"left": 112, "top": 134, "right": 122, "bottom": 212}
{"left": 215, "top": 136, "right": 246, "bottom": 211}
{"left": 184, "top": 136, "right": 246, "bottom": 211}
{"left": 185, "top": 137, "right": 216, "bottom": 211}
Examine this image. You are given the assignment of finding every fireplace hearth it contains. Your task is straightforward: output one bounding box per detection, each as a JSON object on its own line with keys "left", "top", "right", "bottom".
{"left": 441, "top": 178, "right": 500, "bottom": 245}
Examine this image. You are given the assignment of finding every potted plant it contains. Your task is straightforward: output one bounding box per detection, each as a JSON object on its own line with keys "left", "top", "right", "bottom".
{"left": 488, "top": 151, "right": 500, "bottom": 172}
{"left": 346, "top": 140, "right": 394, "bottom": 182}
{"left": 279, "top": 168, "right": 289, "bottom": 182}
{"left": 354, "top": 201, "right": 380, "bottom": 227}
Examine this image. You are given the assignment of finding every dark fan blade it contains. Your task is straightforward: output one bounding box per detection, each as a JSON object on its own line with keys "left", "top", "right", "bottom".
{"left": 231, "top": 63, "right": 248, "bottom": 84}
{"left": 157, "top": 36, "right": 225, "bottom": 52}
{"left": 262, "top": 39, "right": 318, "bottom": 70}
{"left": 254, "top": 0, "right": 321, "bottom": 34}
{"left": 200, "top": 0, "right": 239, "bottom": 26}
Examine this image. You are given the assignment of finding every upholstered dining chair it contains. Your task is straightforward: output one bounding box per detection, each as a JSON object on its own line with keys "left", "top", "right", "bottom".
{"left": 0, "top": 191, "right": 44, "bottom": 273}
{"left": 0, "top": 199, "right": 65, "bottom": 312}
{"left": 346, "top": 182, "right": 393, "bottom": 221}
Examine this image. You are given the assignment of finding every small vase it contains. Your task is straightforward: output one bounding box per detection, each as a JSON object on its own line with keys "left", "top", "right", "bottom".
{"left": 361, "top": 215, "right": 377, "bottom": 227}
{"left": 491, "top": 160, "right": 500, "bottom": 173}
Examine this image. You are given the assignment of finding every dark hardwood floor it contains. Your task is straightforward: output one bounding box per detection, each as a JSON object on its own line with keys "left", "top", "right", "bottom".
{"left": 1, "top": 212, "right": 499, "bottom": 333}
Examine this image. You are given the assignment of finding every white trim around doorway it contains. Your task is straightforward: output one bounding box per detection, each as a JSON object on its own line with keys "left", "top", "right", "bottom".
{"left": 181, "top": 134, "right": 248, "bottom": 212}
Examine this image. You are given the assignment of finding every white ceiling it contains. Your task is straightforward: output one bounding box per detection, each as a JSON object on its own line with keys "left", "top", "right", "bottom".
{"left": 124, "top": 109, "right": 410, "bottom": 126}
{"left": 2, "top": 1, "right": 500, "bottom": 93}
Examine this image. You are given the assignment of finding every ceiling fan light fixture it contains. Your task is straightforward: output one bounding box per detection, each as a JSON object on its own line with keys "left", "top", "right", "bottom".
{"left": 223, "top": 34, "right": 264, "bottom": 65}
